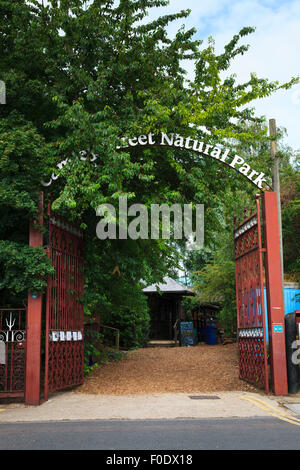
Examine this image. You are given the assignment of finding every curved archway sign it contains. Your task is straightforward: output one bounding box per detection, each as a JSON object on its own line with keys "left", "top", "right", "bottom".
{"left": 41, "top": 132, "right": 272, "bottom": 190}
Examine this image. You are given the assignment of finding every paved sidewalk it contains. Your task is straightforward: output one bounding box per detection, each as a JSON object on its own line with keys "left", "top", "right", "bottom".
{"left": 0, "top": 391, "right": 299, "bottom": 422}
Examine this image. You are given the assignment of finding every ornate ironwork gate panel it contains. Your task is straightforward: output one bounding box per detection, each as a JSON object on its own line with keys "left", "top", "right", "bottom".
{"left": 45, "top": 209, "right": 84, "bottom": 400}
{"left": 0, "top": 309, "right": 26, "bottom": 397}
{"left": 234, "top": 197, "right": 269, "bottom": 393}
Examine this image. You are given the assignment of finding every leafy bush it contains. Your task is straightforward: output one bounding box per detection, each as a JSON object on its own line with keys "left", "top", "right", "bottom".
{"left": 192, "top": 256, "right": 237, "bottom": 337}
{"left": 102, "top": 293, "right": 150, "bottom": 350}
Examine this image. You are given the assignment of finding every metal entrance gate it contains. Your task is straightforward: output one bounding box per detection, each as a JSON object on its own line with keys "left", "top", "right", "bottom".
{"left": 44, "top": 207, "right": 84, "bottom": 401}
{"left": 234, "top": 197, "right": 269, "bottom": 392}
{"left": 0, "top": 308, "right": 27, "bottom": 397}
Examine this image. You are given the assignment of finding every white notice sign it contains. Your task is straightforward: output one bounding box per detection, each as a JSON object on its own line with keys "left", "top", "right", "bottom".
{"left": 66, "top": 331, "right": 72, "bottom": 341}
{"left": 52, "top": 331, "right": 59, "bottom": 342}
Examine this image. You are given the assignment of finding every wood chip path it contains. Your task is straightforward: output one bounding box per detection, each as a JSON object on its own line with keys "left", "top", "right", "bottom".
{"left": 76, "top": 344, "right": 256, "bottom": 395}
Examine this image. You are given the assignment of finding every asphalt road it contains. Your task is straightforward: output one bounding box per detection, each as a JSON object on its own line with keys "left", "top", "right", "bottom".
{"left": 0, "top": 417, "right": 299, "bottom": 451}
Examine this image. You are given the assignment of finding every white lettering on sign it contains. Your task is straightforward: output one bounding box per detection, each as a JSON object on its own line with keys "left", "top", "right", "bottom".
{"left": 41, "top": 132, "right": 271, "bottom": 190}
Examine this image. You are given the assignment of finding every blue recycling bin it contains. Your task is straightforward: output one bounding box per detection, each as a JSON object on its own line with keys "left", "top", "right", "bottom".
{"left": 206, "top": 324, "right": 218, "bottom": 345}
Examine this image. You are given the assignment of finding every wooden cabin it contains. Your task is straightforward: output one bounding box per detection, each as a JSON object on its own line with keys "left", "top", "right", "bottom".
{"left": 143, "top": 276, "right": 194, "bottom": 340}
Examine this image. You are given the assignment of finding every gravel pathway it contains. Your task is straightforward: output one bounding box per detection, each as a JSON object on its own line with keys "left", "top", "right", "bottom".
{"left": 76, "top": 343, "right": 257, "bottom": 395}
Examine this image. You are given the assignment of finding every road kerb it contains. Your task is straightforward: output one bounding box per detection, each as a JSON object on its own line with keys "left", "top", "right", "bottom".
{"left": 239, "top": 395, "right": 300, "bottom": 427}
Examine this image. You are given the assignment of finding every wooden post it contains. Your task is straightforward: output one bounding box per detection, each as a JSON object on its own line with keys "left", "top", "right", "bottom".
{"left": 25, "top": 192, "right": 44, "bottom": 406}
{"left": 263, "top": 192, "right": 288, "bottom": 395}
{"left": 269, "top": 119, "right": 285, "bottom": 309}
{"left": 116, "top": 329, "right": 120, "bottom": 351}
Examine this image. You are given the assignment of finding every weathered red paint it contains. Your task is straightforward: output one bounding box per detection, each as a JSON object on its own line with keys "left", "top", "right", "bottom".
{"left": 44, "top": 205, "right": 84, "bottom": 401}
{"left": 256, "top": 195, "right": 270, "bottom": 393}
{"left": 25, "top": 192, "right": 44, "bottom": 406}
{"left": 234, "top": 199, "right": 269, "bottom": 392}
{"left": 263, "top": 192, "right": 288, "bottom": 396}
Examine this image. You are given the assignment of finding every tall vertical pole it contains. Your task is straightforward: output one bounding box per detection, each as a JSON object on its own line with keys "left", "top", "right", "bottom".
{"left": 44, "top": 200, "right": 51, "bottom": 402}
{"left": 25, "top": 192, "right": 44, "bottom": 406}
{"left": 263, "top": 192, "right": 288, "bottom": 396}
{"left": 269, "top": 119, "right": 285, "bottom": 308}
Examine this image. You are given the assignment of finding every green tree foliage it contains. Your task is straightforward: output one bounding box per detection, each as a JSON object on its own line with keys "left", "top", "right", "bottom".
{"left": 186, "top": 229, "right": 237, "bottom": 337}
{"left": 280, "top": 152, "right": 300, "bottom": 280}
{"left": 0, "top": 0, "right": 298, "bottom": 348}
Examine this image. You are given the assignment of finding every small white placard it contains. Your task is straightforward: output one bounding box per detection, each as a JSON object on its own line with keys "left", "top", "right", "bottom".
{"left": 73, "top": 332, "right": 78, "bottom": 341}
{"left": 77, "top": 331, "right": 82, "bottom": 340}
{"left": 60, "top": 331, "right": 65, "bottom": 341}
{"left": 66, "top": 331, "right": 72, "bottom": 341}
{"left": 52, "top": 331, "right": 59, "bottom": 342}
{"left": 0, "top": 340, "right": 6, "bottom": 365}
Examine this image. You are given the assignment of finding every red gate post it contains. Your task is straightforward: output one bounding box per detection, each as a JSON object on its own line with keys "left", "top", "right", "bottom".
{"left": 25, "top": 192, "right": 44, "bottom": 406}
{"left": 263, "top": 192, "right": 288, "bottom": 396}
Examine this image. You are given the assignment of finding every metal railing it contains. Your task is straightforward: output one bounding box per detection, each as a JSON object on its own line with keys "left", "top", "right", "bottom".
{"left": 100, "top": 325, "right": 120, "bottom": 350}
{"left": 0, "top": 308, "right": 27, "bottom": 397}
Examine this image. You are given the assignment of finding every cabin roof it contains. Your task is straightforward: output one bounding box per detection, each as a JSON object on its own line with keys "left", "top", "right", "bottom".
{"left": 143, "top": 276, "right": 194, "bottom": 296}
